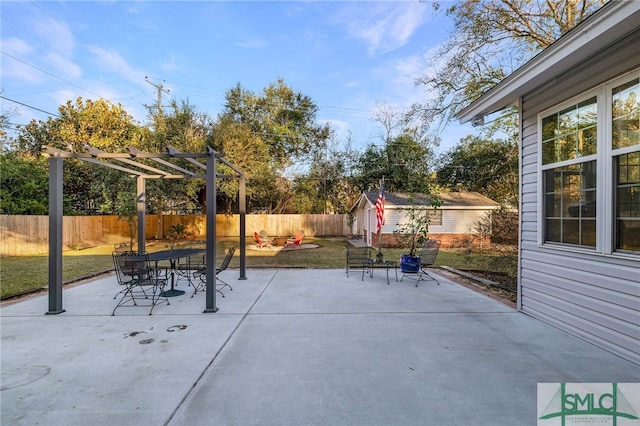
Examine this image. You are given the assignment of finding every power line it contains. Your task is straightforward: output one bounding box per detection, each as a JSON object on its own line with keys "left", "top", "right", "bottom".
{"left": 1, "top": 51, "right": 104, "bottom": 99}
{"left": 0, "top": 95, "right": 60, "bottom": 117}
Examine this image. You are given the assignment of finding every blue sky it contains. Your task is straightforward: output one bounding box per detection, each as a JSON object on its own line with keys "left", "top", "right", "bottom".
{"left": 1, "top": 1, "right": 477, "bottom": 153}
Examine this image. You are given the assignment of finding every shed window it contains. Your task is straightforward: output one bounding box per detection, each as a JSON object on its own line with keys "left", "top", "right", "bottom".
{"left": 540, "top": 71, "right": 639, "bottom": 254}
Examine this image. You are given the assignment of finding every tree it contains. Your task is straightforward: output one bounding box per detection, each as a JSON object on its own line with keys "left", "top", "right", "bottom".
{"left": 218, "top": 78, "right": 333, "bottom": 212}
{"left": 436, "top": 135, "right": 518, "bottom": 206}
{"left": 220, "top": 79, "right": 332, "bottom": 169}
{"left": 12, "top": 97, "right": 145, "bottom": 215}
{"left": 16, "top": 97, "right": 143, "bottom": 154}
{"left": 0, "top": 153, "right": 49, "bottom": 214}
{"left": 355, "top": 132, "right": 436, "bottom": 193}
{"left": 210, "top": 117, "right": 273, "bottom": 213}
{"left": 297, "top": 135, "right": 361, "bottom": 214}
{"left": 143, "top": 100, "right": 213, "bottom": 217}
{"left": 413, "top": 0, "right": 606, "bottom": 130}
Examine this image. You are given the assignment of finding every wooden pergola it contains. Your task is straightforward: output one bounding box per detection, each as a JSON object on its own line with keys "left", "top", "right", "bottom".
{"left": 43, "top": 145, "right": 246, "bottom": 314}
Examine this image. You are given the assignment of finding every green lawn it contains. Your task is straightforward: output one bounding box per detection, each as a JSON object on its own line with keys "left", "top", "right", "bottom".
{"left": 0, "top": 237, "right": 516, "bottom": 299}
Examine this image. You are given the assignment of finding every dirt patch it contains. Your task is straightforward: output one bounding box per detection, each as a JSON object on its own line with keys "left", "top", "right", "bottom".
{"left": 435, "top": 268, "right": 517, "bottom": 308}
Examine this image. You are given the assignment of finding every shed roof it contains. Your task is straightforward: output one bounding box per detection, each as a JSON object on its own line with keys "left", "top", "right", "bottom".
{"left": 355, "top": 191, "right": 498, "bottom": 211}
{"left": 456, "top": 1, "right": 640, "bottom": 124}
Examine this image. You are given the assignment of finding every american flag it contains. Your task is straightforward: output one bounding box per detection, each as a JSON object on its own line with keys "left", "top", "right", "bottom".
{"left": 375, "top": 183, "right": 385, "bottom": 234}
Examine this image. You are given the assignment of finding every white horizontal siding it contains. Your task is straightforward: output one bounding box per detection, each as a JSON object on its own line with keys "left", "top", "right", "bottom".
{"left": 371, "top": 208, "right": 492, "bottom": 235}
{"left": 517, "top": 31, "right": 640, "bottom": 363}
{"left": 522, "top": 295, "right": 640, "bottom": 364}
{"left": 427, "top": 209, "right": 486, "bottom": 234}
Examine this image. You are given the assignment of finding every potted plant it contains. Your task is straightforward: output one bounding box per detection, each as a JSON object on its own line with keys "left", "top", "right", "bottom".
{"left": 394, "top": 195, "right": 441, "bottom": 273}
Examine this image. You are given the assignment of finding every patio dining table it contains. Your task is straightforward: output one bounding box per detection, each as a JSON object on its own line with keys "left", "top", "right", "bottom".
{"left": 147, "top": 248, "right": 205, "bottom": 297}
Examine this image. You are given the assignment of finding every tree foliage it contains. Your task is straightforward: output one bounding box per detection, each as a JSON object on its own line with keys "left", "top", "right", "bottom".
{"left": 143, "top": 100, "right": 212, "bottom": 215}
{"left": 10, "top": 97, "right": 145, "bottom": 215}
{"left": 436, "top": 135, "right": 518, "bottom": 206}
{"left": 218, "top": 79, "right": 333, "bottom": 212}
{"left": 356, "top": 132, "right": 436, "bottom": 193}
{"left": 0, "top": 153, "right": 49, "bottom": 214}
{"left": 414, "top": 0, "right": 606, "bottom": 129}
{"left": 354, "top": 103, "right": 439, "bottom": 194}
{"left": 220, "top": 78, "right": 332, "bottom": 171}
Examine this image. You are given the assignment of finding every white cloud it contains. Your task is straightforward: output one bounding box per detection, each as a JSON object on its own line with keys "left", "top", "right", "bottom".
{"left": 1, "top": 37, "right": 34, "bottom": 55}
{"left": 335, "top": 2, "right": 428, "bottom": 55}
{"left": 236, "top": 39, "right": 269, "bottom": 49}
{"left": 52, "top": 89, "right": 75, "bottom": 107}
{"left": 86, "top": 45, "right": 145, "bottom": 85}
{"left": 33, "top": 16, "right": 75, "bottom": 58}
{"left": 44, "top": 52, "right": 82, "bottom": 79}
{"left": 1, "top": 56, "right": 44, "bottom": 84}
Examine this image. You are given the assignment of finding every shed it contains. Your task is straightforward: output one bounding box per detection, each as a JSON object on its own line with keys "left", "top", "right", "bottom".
{"left": 457, "top": 1, "right": 640, "bottom": 363}
{"left": 351, "top": 191, "right": 498, "bottom": 248}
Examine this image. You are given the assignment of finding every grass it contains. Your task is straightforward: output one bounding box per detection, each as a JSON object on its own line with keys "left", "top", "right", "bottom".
{"left": 0, "top": 237, "right": 517, "bottom": 299}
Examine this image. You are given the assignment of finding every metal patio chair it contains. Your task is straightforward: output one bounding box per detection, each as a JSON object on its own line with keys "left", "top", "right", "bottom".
{"left": 400, "top": 239, "right": 441, "bottom": 287}
{"left": 176, "top": 240, "right": 206, "bottom": 286}
{"left": 192, "top": 245, "right": 236, "bottom": 298}
{"left": 112, "top": 252, "right": 169, "bottom": 315}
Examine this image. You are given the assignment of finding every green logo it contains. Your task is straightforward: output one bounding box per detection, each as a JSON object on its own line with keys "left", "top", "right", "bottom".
{"left": 539, "top": 383, "right": 639, "bottom": 425}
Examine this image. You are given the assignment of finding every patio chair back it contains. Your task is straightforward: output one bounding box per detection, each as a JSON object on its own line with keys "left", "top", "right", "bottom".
{"left": 254, "top": 232, "right": 270, "bottom": 248}
{"left": 191, "top": 245, "right": 237, "bottom": 298}
{"left": 419, "top": 239, "right": 440, "bottom": 268}
{"left": 286, "top": 230, "right": 304, "bottom": 248}
{"left": 112, "top": 252, "right": 168, "bottom": 315}
{"left": 217, "top": 245, "right": 236, "bottom": 274}
{"left": 400, "top": 240, "right": 441, "bottom": 287}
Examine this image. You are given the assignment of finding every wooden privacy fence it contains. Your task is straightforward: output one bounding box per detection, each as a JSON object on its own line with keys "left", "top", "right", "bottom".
{"left": 0, "top": 214, "right": 349, "bottom": 256}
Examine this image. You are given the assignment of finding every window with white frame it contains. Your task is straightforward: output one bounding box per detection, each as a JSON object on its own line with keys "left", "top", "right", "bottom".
{"left": 612, "top": 77, "right": 640, "bottom": 252}
{"left": 540, "top": 70, "right": 639, "bottom": 253}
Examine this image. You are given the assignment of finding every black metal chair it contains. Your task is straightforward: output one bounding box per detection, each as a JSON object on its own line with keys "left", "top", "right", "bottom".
{"left": 345, "top": 243, "right": 371, "bottom": 278}
{"left": 175, "top": 240, "right": 206, "bottom": 286}
{"left": 112, "top": 252, "right": 169, "bottom": 315}
{"left": 192, "top": 245, "right": 236, "bottom": 297}
{"left": 400, "top": 239, "right": 441, "bottom": 287}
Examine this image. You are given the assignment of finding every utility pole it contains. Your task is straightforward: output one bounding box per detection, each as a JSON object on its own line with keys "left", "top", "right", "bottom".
{"left": 145, "top": 77, "right": 170, "bottom": 240}
{"left": 145, "top": 76, "right": 170, "bottom": 119}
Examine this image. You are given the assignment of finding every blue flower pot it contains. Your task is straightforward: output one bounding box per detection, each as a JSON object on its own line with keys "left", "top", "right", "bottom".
{"left": 400, "top": 254, "right": 420, "bottom": 273}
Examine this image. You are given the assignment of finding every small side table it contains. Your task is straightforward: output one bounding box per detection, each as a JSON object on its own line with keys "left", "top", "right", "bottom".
{"left": 363, "top": 259, "right": 398, "bottom": 285}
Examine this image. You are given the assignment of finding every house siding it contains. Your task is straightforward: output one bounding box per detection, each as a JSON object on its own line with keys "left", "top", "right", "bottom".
{"left": 519, "top": 30, "right": 640, "bottom": 363}
{"left": 354, "top": 203, "right": 494, "bottom": 248}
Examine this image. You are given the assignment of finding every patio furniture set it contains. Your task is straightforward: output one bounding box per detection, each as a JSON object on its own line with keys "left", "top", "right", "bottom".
{"left": 345, "top": 240, "right": 441, "bottom": 286}
{"left": 111, "top": 241, "right": 236, "bottom": 315}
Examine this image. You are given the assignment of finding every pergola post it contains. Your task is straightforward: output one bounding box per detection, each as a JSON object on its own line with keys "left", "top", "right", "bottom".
{"left": 46, "top": 155, "right": 64, "bottom": 314}
{"left": 136, "top": 177, "right": 146, "bottom": 254}
{"left": 238, "top": 174, "right": 247, "bottom": 280}
{"left": 204, "top": 147, "right": 218, "bottom": 312}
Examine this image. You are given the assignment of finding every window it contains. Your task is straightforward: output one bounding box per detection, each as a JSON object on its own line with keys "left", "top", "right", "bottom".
{"left": 612, "top": 78, "right": 640, "bottom": 252}
{"left": 429, "top": 209, "right": 443, "bottom": 226}
{"left": 544, "top": 161, "right": 596, "bottom": 246}
{"left": 542, "top": 96, "right": 598, "bottom": 248}
{"left": 540, "top": 71, "right": 639, "bottom": 253}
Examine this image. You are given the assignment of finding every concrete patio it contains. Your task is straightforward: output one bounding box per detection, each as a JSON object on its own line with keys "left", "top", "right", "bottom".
{"left": 1, "top": 268, "right": 638, "bottom": 425}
